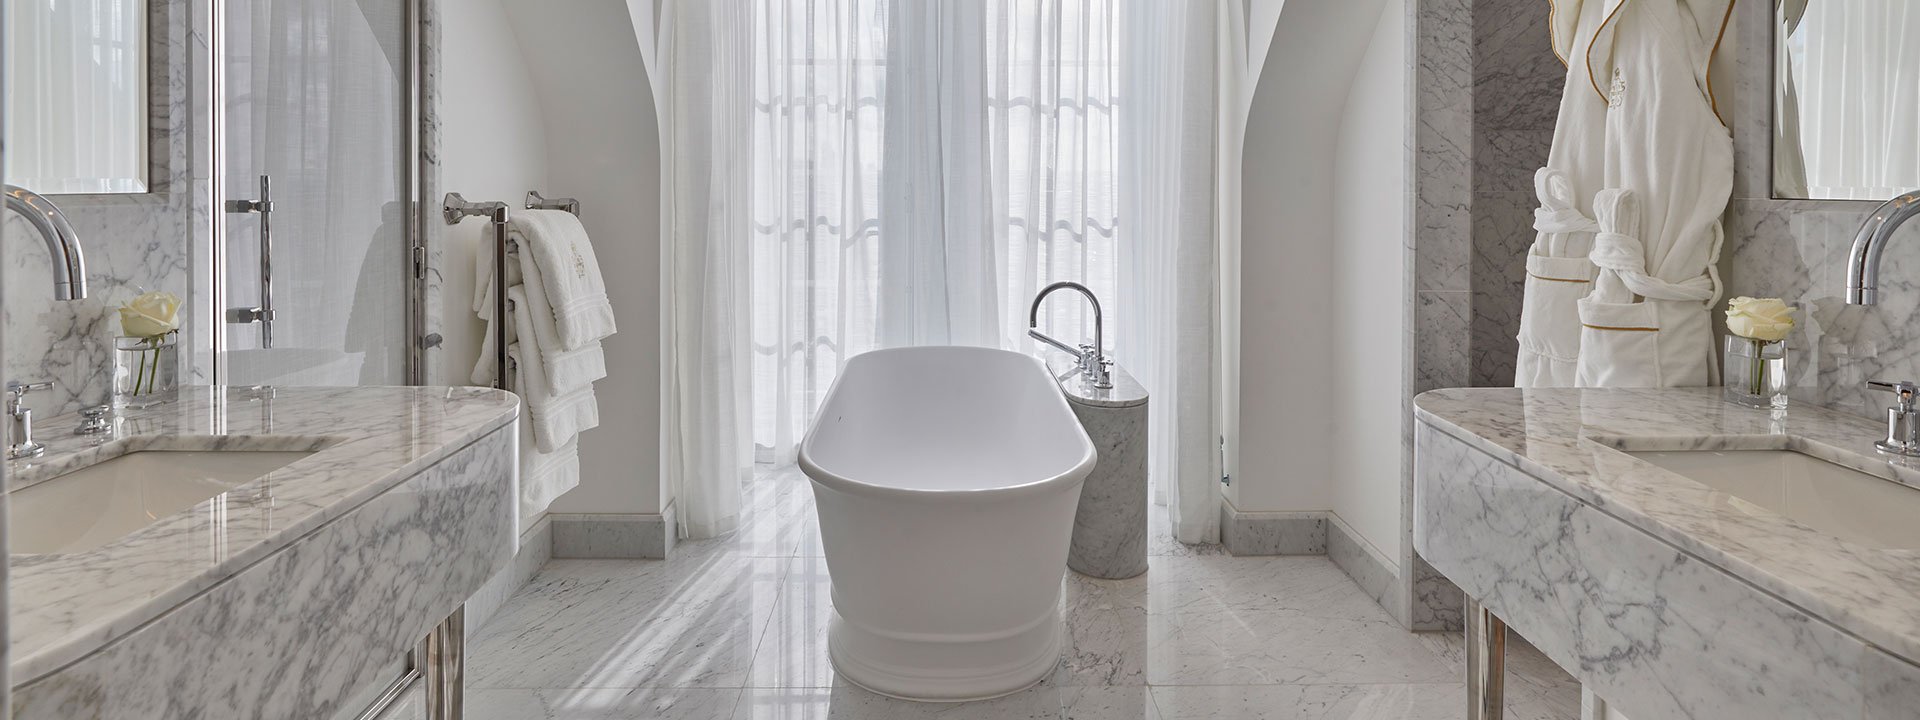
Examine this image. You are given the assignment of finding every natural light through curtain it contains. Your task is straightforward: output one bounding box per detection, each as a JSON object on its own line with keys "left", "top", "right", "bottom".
{"left": 750, "top": 0, "right": 1122, "bottom": 464}
{"left": 748, "top": 0, "right": 889, "bottom": 463}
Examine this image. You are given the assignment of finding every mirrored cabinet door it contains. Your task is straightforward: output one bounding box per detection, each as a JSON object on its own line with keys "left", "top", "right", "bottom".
{"left": 218, "top": 0, "right": 411, "bottom": 386}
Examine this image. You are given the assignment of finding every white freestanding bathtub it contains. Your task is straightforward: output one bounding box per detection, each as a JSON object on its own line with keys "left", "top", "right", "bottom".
{"left": 799, "top": 346, "right": 1096, "bottom": 701}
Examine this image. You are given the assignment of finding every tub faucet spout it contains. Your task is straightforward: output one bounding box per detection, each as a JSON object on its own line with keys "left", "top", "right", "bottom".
{"left": 1845, "top": 189, "right": 1920, "bottom": 305}
{"left": 1028, "top": 281, "right": 1112, "bottom": 389}
{"left": 4, "top": 185, "right": 88, "bottom": 301}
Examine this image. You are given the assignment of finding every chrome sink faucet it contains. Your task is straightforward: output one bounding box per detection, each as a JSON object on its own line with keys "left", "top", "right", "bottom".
{"left": 4, "top": 185, "right": 89, "bottom": 300}
{"left": 1868, "top": 380, "right": 1920, "bottom": 457}
{"left": 7, "top": 381, "right": 53, "bottom": 460}
{"left": 1843, "top": 189, "right": 1920, "bottom": 305}
{"left": 1028, "top": 281, "right": 1113, "bottom": 389}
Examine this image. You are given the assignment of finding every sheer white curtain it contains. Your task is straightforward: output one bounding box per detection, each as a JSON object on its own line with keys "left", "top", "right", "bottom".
{"left": 749, "top": 0, "right": 890, "bottom": 463}
{"left": 1117, "top": 1, "right": 1220, "bottom": 544}
{"left": 675, "top": 0, "right": 1221, "bottom": 543}
{"left": 659, "top": 0, "right": 754, "bottom": 538}
{"left": 750, "top": 0, "right": 1125, "bottom": 463}
{"left": 988, "top": 0, "right": 1121, "bottom": 353}
{"left": 6, "top": 0, "right": 148, "bottom": 193}
{"left": 1782, "top": 0, "right": 1920, "bottom": 199}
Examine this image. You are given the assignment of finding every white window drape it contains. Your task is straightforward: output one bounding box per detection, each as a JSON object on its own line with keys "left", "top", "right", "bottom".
{"left": 5, "top": 0, "right": 149, "bottom": 193}
{"left": 1778, "top": 0, "right": 1920, "bottom": 200}
{"left": 664, "top": 0, "right": 1220, "bottom": 543}
{"left": 750, "top": 0, "right": 1126, "bottom": 464}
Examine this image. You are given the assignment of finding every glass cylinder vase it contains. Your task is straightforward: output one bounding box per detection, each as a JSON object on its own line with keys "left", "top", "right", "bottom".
{"left": 113, "top": 332, "right": 178, "bottom": 410}
{"left": 1723, "top": 335, "right": 1787, "bottom": 409}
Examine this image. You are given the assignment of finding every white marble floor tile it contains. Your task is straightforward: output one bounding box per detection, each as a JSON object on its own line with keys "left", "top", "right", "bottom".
{"left": 465, "top": 688, "right": 745, "bottom": 719}
{"left": 1143, "top": 611, "right": 1457, "bottom": 686}
{"left": 469, "top": 555, "right": 787, "bottom": 689}
{"left": 470, "top": 468, "right": 1578, "bottom": 719}
{"left": 1150, "top": 684, "right": 1461, "bottom": 720}
{"left": 731, "top": 686, "right": 1161, "bottom": 720}
{"left": 1146, "top": 556, "right": 1384, "bottom": 618}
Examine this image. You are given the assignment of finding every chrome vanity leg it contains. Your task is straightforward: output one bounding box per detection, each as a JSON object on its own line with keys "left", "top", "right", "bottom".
{"left": 1466, "top": 599, "right": 1507, "bottom": 720}
{"left": 424, "top": 606, "right": 466, "bottom": 720}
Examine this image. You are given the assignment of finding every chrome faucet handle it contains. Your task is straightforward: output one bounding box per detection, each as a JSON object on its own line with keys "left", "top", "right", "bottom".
{"left": 75, "top": 405, "right": 112, "bottom": 436}
{"left": 1868, "top": 380, "right": 1920, "bottom": 456}
{"left": 1869, "top": 379, "right": 1919, "bottom": 410}
{"left": 5, "top": 381, "right": 50, "bottom": 412}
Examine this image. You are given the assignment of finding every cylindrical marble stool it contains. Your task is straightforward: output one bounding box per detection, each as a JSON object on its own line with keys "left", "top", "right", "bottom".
{"left": 1050, "top": 359, "right": 1150, "bottom": 579}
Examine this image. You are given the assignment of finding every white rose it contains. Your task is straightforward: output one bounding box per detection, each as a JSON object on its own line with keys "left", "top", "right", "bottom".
{"left": 1725, "top": 296, "right": 1795, "bottom": 342}
{"left": 119, "top": 290, "right": 181, "bottom": 339}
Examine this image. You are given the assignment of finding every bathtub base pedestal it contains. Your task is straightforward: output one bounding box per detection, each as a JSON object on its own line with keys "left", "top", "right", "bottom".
{"left": 827, "top": 610, "right": 1062, "bottom": 702}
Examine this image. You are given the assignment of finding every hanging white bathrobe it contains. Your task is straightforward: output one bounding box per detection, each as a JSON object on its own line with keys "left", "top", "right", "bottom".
{"left": 1514, "top": 0, "right": 1611, "bottom": 388}
{"left": 1574, "top": 0, "right": 1733, "bottom": 388}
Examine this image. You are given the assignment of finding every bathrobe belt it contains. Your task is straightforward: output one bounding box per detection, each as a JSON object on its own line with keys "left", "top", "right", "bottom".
{"left": 1588, "top": 187, "right": 1716, "bottom": 303}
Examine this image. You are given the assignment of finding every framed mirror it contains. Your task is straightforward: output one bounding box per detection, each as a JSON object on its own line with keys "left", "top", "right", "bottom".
{"left": 4, "top": 0, "right": 153, "bottom": 194}
{"left": 1773, "top": 0, "right": 1920, "bottom": 201}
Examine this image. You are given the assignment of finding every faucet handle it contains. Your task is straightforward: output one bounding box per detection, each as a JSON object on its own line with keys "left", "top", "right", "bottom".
{"left": 1869, "top": 379, "right": 1919, "bottom": 411}
{"left": 75, "top": 405, "right": 112, "bottom": 436}
{"left": 5, "top": 381, "right": 50, "bottom": 412}
{"left": 7, "top": 380, "right": 51, "bottom": 395}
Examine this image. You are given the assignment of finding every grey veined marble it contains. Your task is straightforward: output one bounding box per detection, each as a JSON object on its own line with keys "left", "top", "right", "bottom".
{"left": 1414, "top": 386, "right": 1920, "bottom": 720}
{"left": 7, "top": 385, "right": 518, "bottom": 696}
{"left": 1052, "top": 359, "right": 1149, "bottom": 579}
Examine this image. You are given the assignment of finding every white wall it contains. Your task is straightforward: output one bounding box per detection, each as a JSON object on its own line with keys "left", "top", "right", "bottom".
{"left": 1232, "top": 0, "right": 1390, "bottom": 513}
{"left": 438, "top": 0, "right": 550, "bottom": 387}
{"left": 440, "top": 0, "right": 663, "bottom": 517}
{"left": 1328, "top": 0, "right": 1408, "bottom": 564}
{"left": 502, "top": 0, "right": 665, "bottom": 516}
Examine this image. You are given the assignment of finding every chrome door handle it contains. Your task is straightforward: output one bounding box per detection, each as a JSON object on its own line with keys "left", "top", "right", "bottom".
{"left": 226, "top": 174, "right": 275, "bottom": 348}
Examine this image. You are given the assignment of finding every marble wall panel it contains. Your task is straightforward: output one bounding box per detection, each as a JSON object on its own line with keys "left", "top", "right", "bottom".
{"left": 4, "top": 0, "right": 200, "bottom": 417}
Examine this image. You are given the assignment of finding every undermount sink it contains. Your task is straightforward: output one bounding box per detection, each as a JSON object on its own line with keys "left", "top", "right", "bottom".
{"left": 1627, "top": 448, "right": 1920, "bottom": 550}
{"left": 10, "top": 450, "right": 315, "bottom": 555}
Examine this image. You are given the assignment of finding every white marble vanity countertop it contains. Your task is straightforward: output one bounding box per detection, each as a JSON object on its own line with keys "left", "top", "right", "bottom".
{"left": 6, "top": 385, "right": 517, "bottom": 685}
{"left": 1415, "top": 387, "right": 1920, "bottom": 663}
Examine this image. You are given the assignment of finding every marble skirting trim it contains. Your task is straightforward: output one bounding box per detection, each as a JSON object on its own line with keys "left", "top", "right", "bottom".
{"left": 552, "top": 505, "right": 676, "bottom": 560}
{"left": 466, "top": 514, "right": 555, "bottom": 636}
{"left": 12, "top": 427, "right": 515, "bottom": 720}
{"left": 1218, "top": 504, "right": 1327, "bottom": 556}
{"left": 1415, "top": 422, "right": 1920, "bottom": 720}
{"left": 1326, "top": 513, "right": 1406, "bottom": 627}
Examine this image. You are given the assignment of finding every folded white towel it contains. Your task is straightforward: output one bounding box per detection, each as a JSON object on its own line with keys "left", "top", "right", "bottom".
{"left": 516, "top": 246, "right": 608, "bottom": 389}
{"left": 513, "top": 209, "right": 616, "bottom": 350}
{"left": 519, "top": 420, "right": 580, "bottom": 525}
{"left": 471, "top": 225, "right": 610, "bottom": 390}
{"left": 508, "top": 286, "right": 600, "bottom": 453}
